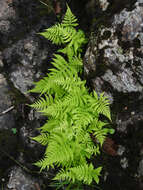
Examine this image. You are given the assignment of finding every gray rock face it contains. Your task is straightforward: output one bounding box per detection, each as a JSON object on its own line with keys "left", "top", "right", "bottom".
{"left": 84, "top": 2, "right": 143, "bottom": 100}
{"left": 0, "top": 74, "right": 19, "bottom": 180}
{"left": 0, "top": 0, "right": 56, "bottom": 47}
{"left": 3, "top": 36, "right": 54, "bottom": 95}
{"left": 1, "top": 0, "right": 57, "bottom": 95}
{"left": 0, "top": 0, "right": 16, "bottom": 46}
{"left": 98, "top": 0, "right": 109, "bottom": 11}
{"left": 102, "top": 68, "right": 142, "bottom": 93}
{"left": 0, "top": 0, "right": 57, "bottom": 188}
{"left": 6, "top": 167, "right": 38, "bottom": 190}
{"left": 84, "top": 1, "right": 143, "bottom": 189}
{"left": 0, "top": 73, "right": 15, "bottom": 130}
{"left": 0, "top": 1, "right": 16, "bottom": 20}
{"left": 138, "top": 159, "right": 143, "bottom": 177}
{"left": 121, "top": 7, "right": 143, "bottom": 41}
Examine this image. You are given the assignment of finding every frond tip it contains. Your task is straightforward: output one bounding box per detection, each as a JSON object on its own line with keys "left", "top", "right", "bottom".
{"left": 62, "top": 5, "right": 78, "bottom": 27}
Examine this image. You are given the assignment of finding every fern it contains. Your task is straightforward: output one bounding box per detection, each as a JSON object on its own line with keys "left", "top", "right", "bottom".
{"left": 30, "top": 5, "right": 114, "bottom": 188}
{"left": 54, "top": 164, "right": 102, "bottom": 185}
{"left": 35, "top": 131, "right": 75, "bottom": 170}
{"left": 32, "top": 133, "right": 49, "bottom": 146}
{"left": 62, "top": 5, "right": 78, "bottom": 27}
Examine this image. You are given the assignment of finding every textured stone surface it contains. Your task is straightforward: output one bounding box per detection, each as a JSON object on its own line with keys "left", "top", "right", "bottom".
{"left": 0, "top": 0, "right": 57, "bottom": 188}
{"left": 2, "top": 0, "right": 56, "bottom": 95}
{"left": 84, "top": 1, "right": 143, "bottom": 189}
{"left": 2, "top": 36, "right": 54, "bottom": 95}
{"left": 6, "top": 167, "right": 37, "bottom": 190}
{"left": 0, "top": 74, "right": 15, "bottom": 130}
{"left": 84, "top": 2, "right": 143, "bottom": 100}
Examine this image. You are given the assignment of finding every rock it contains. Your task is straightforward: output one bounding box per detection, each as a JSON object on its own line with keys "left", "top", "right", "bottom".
{"left": 117, "top": 145, "right": 126, "bottom": 156}
{"left": 84, "top": 1, "right": 143, "bottom": 189}
{"left": 0, "top": 0, "right": 56, "bottom": 47}
{"left": 138, "top": 159, "right": 143, "bottom": 177}
{"left": 2, "top": 35, "right": 55, "bottom": 96}
{"left": 1, "top": 0, "right": 57, "bottom": 96}
{"left": 0, "top": 73, "right": 19, "bottom": 181}
{"left": 6, "top": 167, "right": 39, "bottom": 190}
{"left": 84, "top": 2, "right": 143, "bottom": 101}
{"left": 98, "top": 0, "right": 109, "bottom": 11}
{"left": 0, "top": 73, "right": 47, "bottom": 190}
{"left": 19, "top": 121, "right": 45, "bottom": 159}
{"left": 121, "top": 7, "right": 143, "bottom": 41}
{"left": 0, "top": 73, "right": 15, "bottom": 130}
{"left": 0, "top": 52, "right": 4, "bottom": 68}
{"left": 120, "top": 157, "right": 129, "bottom": 169}
{"left": 0, "top": 0, "right": 16, "bottom": 20}
{"left": 0, "top": 0, "right": 16, "bottom": 47}
{"left": 101, "top": 68, "right": 142, "bottom": 93}
{"left": 0, "top": 0, "right": 57, "bottom": 187}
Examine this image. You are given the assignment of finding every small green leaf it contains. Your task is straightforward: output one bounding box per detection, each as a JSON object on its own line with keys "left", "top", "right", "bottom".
{"left": 11, "top": 128, "right": 17, "bottom": 134}
{"left": 109, "top": 128, "right": 115, "bottom": 134}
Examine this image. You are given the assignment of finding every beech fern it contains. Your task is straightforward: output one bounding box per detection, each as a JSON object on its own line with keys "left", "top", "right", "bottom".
{"left": 30, "top": 5, "right": 114, "bottom": 187}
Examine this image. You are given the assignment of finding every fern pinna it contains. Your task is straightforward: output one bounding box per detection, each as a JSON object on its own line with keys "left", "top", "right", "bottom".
{"left": 30, "top": 5, "right": 114, "bottom": 187}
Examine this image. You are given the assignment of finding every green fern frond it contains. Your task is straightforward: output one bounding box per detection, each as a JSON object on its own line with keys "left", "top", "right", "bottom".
{"left": 49, "top": 76, "right": 83, "bottom": 94}
{"left": 61, "top": 87, "right": 88, "bottom": 109}
{"left": 62, "top": 27, "right": 77, "bottom": 43}
{"left": 95, "top": 93, "right": 111, "bottom": 120}
{"left": 30, "top": 55, "right": 83, "bottom": 96}
{"left": 58, "top": 29, "right": 87, "bottom": 58}
{"left": 39, "top": 24, "right": 64, "bottom": 45}
{"left": 54, "top": 164, "right": 102, "bottom": 185}
{"left": 74, "top": 128, "right": 100, "bottom": 157}
{"left": 30, "top": 5, "right": 113, "bottom": 187}
{"left": 85, "top": 144, "right": 100, "bottom": 156}
{"left": 40, "top": 23, "right": 77, "bottom": 45}
{"left": 94, "top": 126, "right": 114, "bottom": 146}
{"left": 39, "top": 104, "right": 63, "bottom": 119}
{"left": 39, "top": 119, "right": 60, "bottom": 132}
{"left": 70, "top": 29, "right": 87, "bottom": 54}
{"left": 29, "top": 76, "right": 50, "bottom": 94}
{"left": 71, "top": 107, "right": 94, "bottom": 128}
{"left": 70, "top": 56, "right": 83, "bottom": 73}
{"left": 29, "top": 76, "right": 68, "bottom": 96}
{"left": 49, "top": 54, "right": 78, "bottom": 79}
{"left": 87, "top": 91, "right": 111, "bottom": 121}
{"left": 62, "top": 5, "right": 78, "bottom": 27}
{"left": 35, "top": 132, "right": 74, "bottom": 169}
{"left": 32, "top": 133, "right": 49, "bottom": 145}
{"left": 58, "top": 45, "right": 74, "bottom": 60}
{"left": 30, "top": 94, "right": 54, "bottom": 110}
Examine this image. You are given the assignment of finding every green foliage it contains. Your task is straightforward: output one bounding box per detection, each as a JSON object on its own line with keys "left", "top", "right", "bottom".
{"left": 30, "top": 5, "right": 114, "bottom": 187}
{"left": 62, "top": 5, "right": 78, "bottom": 27}
{"left": 54, "top": 164, "right": 102, "bottom": 185}
{"left": 11, "top": 128, "right": 17, "bottom": 135}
